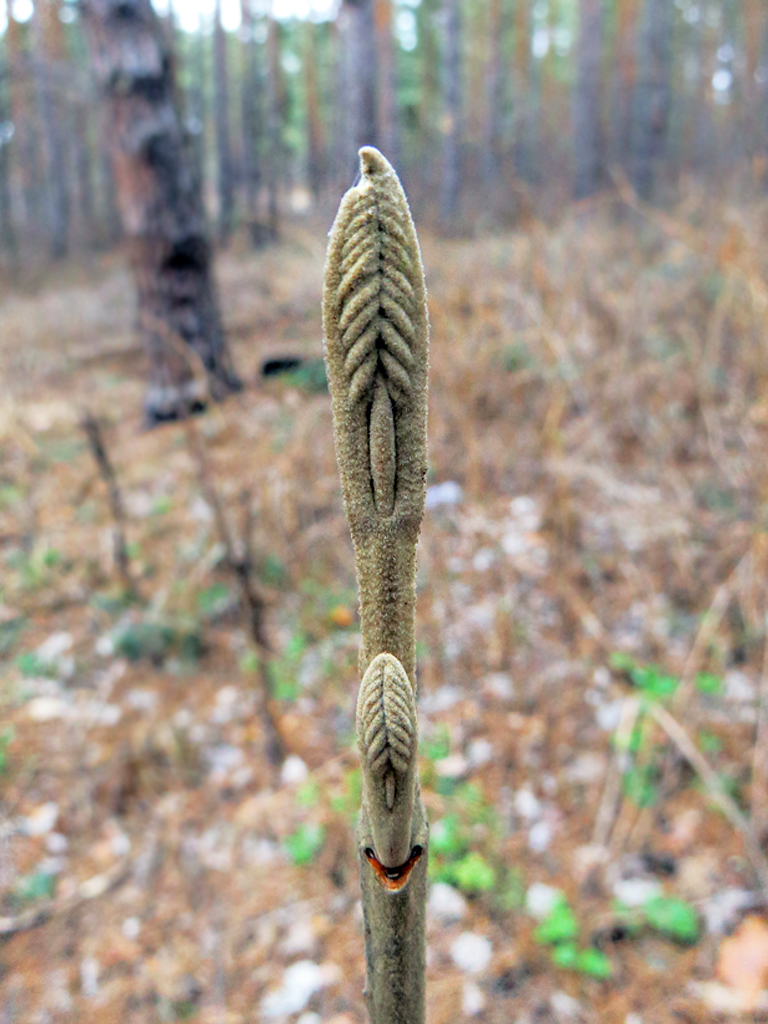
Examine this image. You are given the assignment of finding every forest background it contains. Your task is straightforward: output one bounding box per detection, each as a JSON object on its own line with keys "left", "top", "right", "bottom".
{"left": 3, "top": 1, "right": 768, "bottom": 1023}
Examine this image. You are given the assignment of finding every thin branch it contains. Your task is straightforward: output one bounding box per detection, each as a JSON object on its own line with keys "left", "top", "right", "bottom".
{"left": 80, "top": 409, "right": 137, "bottom": 596}
{"left": 648, "top": 701, "right": 768, "bottom": 898}
{"left": 184, "top": 418, "right": 284, "bottom": 769}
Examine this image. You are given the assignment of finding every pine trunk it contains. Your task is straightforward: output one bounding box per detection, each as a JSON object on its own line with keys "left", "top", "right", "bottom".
{"left": 239, "top": 0, "right": 263, "bottom": 234}
{"left": 346, "top": 0, "right": 379, "bottom": 158}
{"left": 304, "top": 22, "right": 325, "bottom": 201}
{"left": 573, "top": 0, "right": 604, "bottom": 199}
{"left": 609, "top": 0, "right": 638, "bottom": 169}
{"left": 629, "top": 0, "right": 673, "bottom": 200}
{"left": 213, "top": 0, "right": 235, "bottom": 245}
{"left": 84, "top": 0, "right": 241, "bottom": 423}
{"left": 375, "top": 0, "right": 398, "bottom": 165}
{"left": 35, "top": 0, "right": 71, "bottom": 260}
{"left": 482, "top": 0, "right": 504, "bottom": 194}
{"left": 440, "top": 0, "right": 462, "bottom": 229}
{"left": 266, "top": 12, "right": 281, "bottom": 241}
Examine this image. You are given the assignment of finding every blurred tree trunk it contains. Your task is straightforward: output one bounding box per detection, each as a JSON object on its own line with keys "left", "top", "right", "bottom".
{"left": 482, "top": 0, "right": 504, "bottom": 194}
{"left": 4, "top": 0, "right": 39, "bottom": 249}
{"left": 266, "top": 12, "right": 281, "bottom": 241}
{"left": 213, "top": 0, "right": 235, "bottom": 245}
{"left": 440, "top": 0, "right": 462, "bottom": 229}
{"left": 346, "top": 0, "right": 379, "bottom": 156}
{"left": 375, "top": 0, "right": 398, "bottom": 164}
{"left": 513, "top": 0, "right": 535, "bottom": 182}
{"left": 84, "top": 0, "right": 241, "bottom": 423}
{"left": 73, "top": 100, "right": 97, "bottom": 249}
{"left": 609, "top": 0, "right": 638, "bottom": 168}
{"left": 0, "top": 56, "right": 18, "bottom": 263}
{"left": 304, "top": 22, "right": 325, "bottom": 201}
{"left": 573, "top": 0, "right": 604, "bottom": 199}
{"left": 329, "top": 13, "right": 351, "bottom": 189}
{"left": 629, "top": 0, "right": 673, "bottom": 200}
{"left": 239, "top": 0, "right": 264, "bottom": 236}
{"left": 416, "top": 0, "right": 440, "bottom": 198}
{"left": 742, "top": 0, "right": 768, "bottom": 173}
{"left": 34, "top": 0, "right": 71, "bottom": 260}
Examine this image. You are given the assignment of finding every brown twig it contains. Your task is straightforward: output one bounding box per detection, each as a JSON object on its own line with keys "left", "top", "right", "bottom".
{"left": 673, "top": 551, "right": 750, "bottom": 713}
{"left": 80, "top": 409, "right": 137, "bottom": 596}
{"left": 592, "top": 696, "right": 641, "bottom": 848}
{"left": 648, "top": 701, "right": 768, "bottom": 898}
{"left": 184, "top": 419, "right": 285, "bottom": 769}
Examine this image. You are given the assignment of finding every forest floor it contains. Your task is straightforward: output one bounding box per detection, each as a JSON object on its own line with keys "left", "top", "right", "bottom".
{"left": 2, "top": 192, "right": 768, "bottom": 1024}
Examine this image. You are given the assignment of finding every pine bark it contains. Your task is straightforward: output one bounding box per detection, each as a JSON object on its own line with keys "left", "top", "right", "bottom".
{"left": 83, "top": 0, "right": 241, "bottom": 423}
{"left": 573, "top": 0, "right": 604, "bottom": 199}
{"left": 0, "top": 52, "right": 17, "bottom": 262}
{"left": 265, "top": 12, "right": 281, "bottom": 241}
{"left": 346, "top": 0, "right": 379, "bottom": 155}
{"left": 239, "top": 0, "right": 263, "bottom": 234}
{"left": 34, "top": 0, "right": 71, "bottom": 259}
{"left": 609, "top": 0, "right": 638, "bottom": 168}
{"left": 629, "top": 0, "right": 673, "bottom": 200}
{"left": 375, "top": 0, "right": 398, "bottom": 165}
{"left": 440, "top": 0, "right": 462, "bottom": 228}
{"left": 304, "top": 22, "right": 325, "bottom": 201}
{"left": 213, "top": 0, "right": 235, "bottom": 245}
{"left": 482, "top": 0, "right": 504, "bottom": 194}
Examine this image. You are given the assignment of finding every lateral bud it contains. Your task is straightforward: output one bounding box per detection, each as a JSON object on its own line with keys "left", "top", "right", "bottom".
{"left": 357, "top": 653, "right": 418, "bottom": 869}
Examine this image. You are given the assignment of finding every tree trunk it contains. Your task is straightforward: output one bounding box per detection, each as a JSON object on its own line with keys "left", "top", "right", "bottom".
{"left": 0, "top": 54, "right": 18, "bottom": 264}
{"left": 346, "top": 0, "right": 379, "bottom": 157}
{"left": 213, "top": 0, "right": 235, "bottom": 245}
{"left": 629, "top": 0, "right": 673, "bottom": 200}
{"left": 239, "top": 0, "right": 263, "bottom": 235}
{"left": 440, "top": 0, "right": 462, "bottom": 229}
{"left": 573, "top": 0, "right": 604, "bottom": 199}
{"left": 482, "top": 0, "right": 504, "bottom": 195}
{"left": 513, "top": 0, "right": 535, "bottom": 182}
{"left": 34, "top": 0, "right": 72, "bottom": 260}
{"left": 265, "top": 12, "right": 281, "bottom": 241}
{"left": 304, "top": 22, "right": 325, "bottom": 201}
{"left": 609, "top": 0, "right": 638, "bottom": 169}
{"left": 375, "top": 0, "right": 398, "bottom": 165}
{"left": 83, "top": 0, "right": 241, "bottom": 424}
{"left": 72, "top": 100, "right": 98, "bottom": 249}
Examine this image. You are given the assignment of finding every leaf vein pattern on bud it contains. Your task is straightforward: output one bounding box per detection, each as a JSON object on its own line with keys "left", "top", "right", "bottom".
{"left": 358, "top": 655, "right": 416, "bottom": 775}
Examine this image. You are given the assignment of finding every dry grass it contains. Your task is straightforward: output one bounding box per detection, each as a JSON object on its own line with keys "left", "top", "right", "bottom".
{"left": 2, "top": 192, "right": 768, "bottom": 1022}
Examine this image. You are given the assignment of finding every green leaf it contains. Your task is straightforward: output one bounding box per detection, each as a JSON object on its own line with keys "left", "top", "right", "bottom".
{"left": 642, "top": 896, "right": 699, "bottom": 943}
{"left": 698, "top": 730, "right": 723, "bottom": 755}
{"left": 284, "top": 823, "right": 325, "bottom": 866}
{"left": 450, "top": 852, "right": 496, "bottom": 894}
{"left": 42, "top": 548, "right": 61, "bottom": 568}
{"left": 0, "top": 727, "right": 14, "bottom": 773}
{"left": 610, "top": 652, "right": 635, "bottom": 672}
{"left": 14, "top": 871, "right": 56, "bottom": 903}
{"left": 575, "top": 948, "right": 613, "bottom": 978}
{"left": 151, "top": 496, "right": 172, "bottom": 516}
{"left": 197, "top": 582, "right": 233, "bottom": 618}
{"left": 695, "top": 673, "right": 723, "bottom": 696}
{"left": 534, "top": 897, "right": 579, "bottom": 945}
{"left": 296, "top": 780, "right": 320, "bottom": 808}
{"left": 630, "top": 665, "right": 679, "bottom": 699}
{"left": 16, "top": 652, "right": 56, "bottom": 678}
{"left": 430, "top": 814, "right": 465, "bottom": 858}
{"left": 421, "top": 723, "right": 450, "bottom": 761}
{"left": 239, "top": 649, "right": 259, "bottom": 674}
{"left": 622, "top": 764, "right": 659, "bottom": 808}
{"left": 112, "top": 621, "right": 177, "bottom": 663}
{"left": 551, "top": 942, "right": 579, "bottom": 968}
